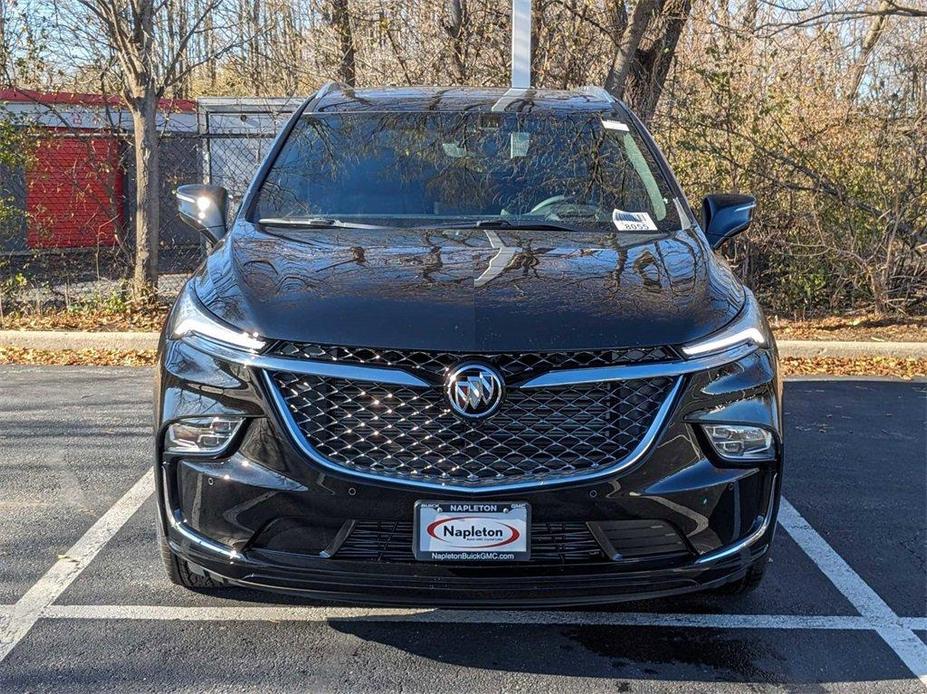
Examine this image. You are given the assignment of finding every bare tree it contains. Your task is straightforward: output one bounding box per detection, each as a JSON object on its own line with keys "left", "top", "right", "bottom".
{"left": 605, "top": 0, "right": 659, "bottom": 97}
{"left": 70, "top": 0, "right": 222, "bottom": 297}
{"left": 601, "top": 0, "right": 695, "bottom": 122}
{"left": 249, "top": 0, "right": 262, "bottom": 85}
{"left": 204, "top": 3, "right": 217, "bottom": 91}
{"left": 623, "top": 0, "right": 693, "bottom": 122}
{"left": 444, "top": 0, "right": 468, "bottom": 84}
{"left": 759, "top": 0, "right": 927, "bottom": 33}
{"left": 847, "top": 0, "right": 893, "bottom": 102}
{"left": 330, "top": 0, "right": 356, "bottom": 86}
{"left": 0, "top": 0, "right": 6, "bottom": 84}
{"left": 742, "top": 0, "right": 760, "bottom": 33}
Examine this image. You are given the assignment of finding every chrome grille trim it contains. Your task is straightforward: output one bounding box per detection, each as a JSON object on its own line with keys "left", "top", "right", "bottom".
{"left": 181, "top": 334, "right": 430, "bottom": 387}
{"left": 270, "top": 342, "right": 680, "bottom": 380}
{"left": 182, "top": 333, "right": 758, "bottom": 388}
{"left": 264, "top": 370, "right": 683, "bottom": 493}
{"left": 520, "top": 342, "right": 759, "bottom": 388}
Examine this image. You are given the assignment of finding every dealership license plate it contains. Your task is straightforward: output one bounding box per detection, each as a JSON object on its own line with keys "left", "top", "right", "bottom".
{"left": 413, "top": 501, "right": 530, "bottom": 561}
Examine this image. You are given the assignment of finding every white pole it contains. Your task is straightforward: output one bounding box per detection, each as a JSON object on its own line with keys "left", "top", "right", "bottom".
{"left": 511, "top": 0, "right": 532, "bottom": 88}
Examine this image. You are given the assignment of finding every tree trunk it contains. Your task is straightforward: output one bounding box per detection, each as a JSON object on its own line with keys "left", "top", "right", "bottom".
{"left": 623, "top": 0, "right": 693, "bottom": 122}
{"left": 847, "top": 0, "right": 892, "bottom": 103}
{"left": 742, "top": 0, "right": 759, "bottom": 33}
{"left": 205, "top": 9, "right": 217, "bottom": 91}
{"left": 250, "top": 0, "right": 262, "bottom": 85}
{"left": 0, "top": 0, "right": 8, "bottom": 84}
{"left": 331, "top": 0, "right": 356, "bottom": 86}
{"left": 176, "top": 0, "right": 189, "bottom": 98}
{"left": 444, "top": 0, "right": 468, "bottom": 84}
{"left": 132, "top": 94, "right": 160, "bottom": 299}
{"left": 0, "top": 0, "right": 13, "bottom": 87}
{"left": 605, "top": 0, "right": 659, "bottom": 97}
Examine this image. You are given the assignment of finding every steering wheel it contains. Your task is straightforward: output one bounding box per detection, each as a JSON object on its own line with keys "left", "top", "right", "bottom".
{"left": 529, "top": 194, "right": 574, "bottom": 215}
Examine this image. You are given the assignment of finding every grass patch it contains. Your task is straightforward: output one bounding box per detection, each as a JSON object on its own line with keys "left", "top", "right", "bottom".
{"left": 0, "top": 346, "right": 157, "bottom": 366}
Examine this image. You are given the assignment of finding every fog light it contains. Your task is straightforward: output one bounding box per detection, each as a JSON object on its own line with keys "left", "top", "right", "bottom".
{"left": 702, "top": 424, "right": 774, "bottom": 461}
{"left": 165, "top": 416, "right": 243, "bottom": 454}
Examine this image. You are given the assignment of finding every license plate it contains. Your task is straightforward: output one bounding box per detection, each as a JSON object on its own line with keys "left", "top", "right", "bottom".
{"left": 413, "top": 501, "right": 530, "bottom": 561}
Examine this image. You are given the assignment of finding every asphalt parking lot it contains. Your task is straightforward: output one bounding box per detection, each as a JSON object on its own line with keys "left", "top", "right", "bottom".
{"left": 0, "top": 366, "right": 924, "bottom": 692}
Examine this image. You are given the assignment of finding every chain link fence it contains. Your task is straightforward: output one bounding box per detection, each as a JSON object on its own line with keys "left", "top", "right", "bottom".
{"left": 0, "top": 98, "right": 289, "bottom": 319}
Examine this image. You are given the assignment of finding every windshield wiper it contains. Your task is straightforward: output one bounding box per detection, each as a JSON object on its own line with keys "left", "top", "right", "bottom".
{"left": 430, "top": 218, "right": 583, "bottom": 232}
{"left": 258, "top": 217, "right": 389, "bottom": 230}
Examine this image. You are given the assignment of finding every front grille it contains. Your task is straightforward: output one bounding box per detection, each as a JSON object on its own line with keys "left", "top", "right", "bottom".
{"left": 332, "top": 520, "right": 691, "bottom": 564}
{"left": 335, "top": 521, "right": 605, "bottom": 563}
{"left": 271, "top": 342, "right": 678, "bottom": 380}
{"left": 273, "top": 371, "right": 677, "bottom": 488}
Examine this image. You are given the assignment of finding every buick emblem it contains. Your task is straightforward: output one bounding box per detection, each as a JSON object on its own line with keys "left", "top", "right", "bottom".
{"left": 445, "top": 362, "right": 505, "bottom": 419}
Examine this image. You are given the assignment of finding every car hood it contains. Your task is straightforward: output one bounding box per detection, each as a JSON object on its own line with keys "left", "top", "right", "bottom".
{"left": 192, "top": 223, "right": 745, "bottom": 352}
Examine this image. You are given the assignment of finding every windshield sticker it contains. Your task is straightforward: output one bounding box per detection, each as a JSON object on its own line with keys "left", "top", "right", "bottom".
{"left": 612, "top": 210, "right": 657, "bottom": 231}
{"left": 442, "top": 142, "right": 468, "bottom": 158}
{"left": 510, "top": 132, "right": 530, "bottom": 158}
{"left": 601, "top": 119, "right": 629, "bottom": 132}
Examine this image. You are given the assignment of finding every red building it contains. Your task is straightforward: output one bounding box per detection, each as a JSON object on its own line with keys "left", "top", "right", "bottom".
{"left": 25, "top": 131, "right": 125, "bottom": 248}
{"left": 0, "top": 89, "right": 197, "bottom": 252}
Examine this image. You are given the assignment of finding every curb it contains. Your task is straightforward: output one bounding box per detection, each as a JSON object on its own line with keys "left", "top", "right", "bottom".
{"left": 0, "top": 330, "right": 160, "bottom": 351}
{"left": 1, "top": 331, "right": 925, "bottom": 359}
{"left": 776, "top": 340, "right": 927, "bottom": 359}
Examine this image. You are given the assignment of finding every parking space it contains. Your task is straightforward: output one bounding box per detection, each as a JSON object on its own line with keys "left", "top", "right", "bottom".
{"left": 781, "top": 380, "right": 927, "bottom": 618}
{"left": 0, "top": 367, "right": 150, "bottom": 604}
{"left": 1, "top": 367, "right": 924, "bottom": 691}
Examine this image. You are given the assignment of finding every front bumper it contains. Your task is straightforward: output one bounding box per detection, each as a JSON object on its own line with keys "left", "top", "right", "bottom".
{"left": 155, "top": 334, "right": 783, "bottom": 606}
{"left": 168, "top": 531, "right": 772, "bottom": 607}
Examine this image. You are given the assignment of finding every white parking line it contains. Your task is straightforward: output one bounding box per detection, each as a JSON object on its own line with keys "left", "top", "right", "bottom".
{"left": 42, "top": 604, "right": 875, "bottom": 631}
{"left": 0, "top": 470, "right": 153, "bottom": 663}
{"left": 779, "top": 497, "right": 927, "bottom": 688}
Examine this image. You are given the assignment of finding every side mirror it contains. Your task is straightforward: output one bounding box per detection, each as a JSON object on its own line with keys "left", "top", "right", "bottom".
{"left": 176, "top": 184, "right": 229, "bottom": 244}
{"left": 702, "top": 193, "right": 756, "bottom": 249}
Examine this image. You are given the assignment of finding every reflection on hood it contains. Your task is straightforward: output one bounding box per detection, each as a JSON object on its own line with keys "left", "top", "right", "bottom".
{"left": 194, "top": 224, "right": 744, "bottom": 352}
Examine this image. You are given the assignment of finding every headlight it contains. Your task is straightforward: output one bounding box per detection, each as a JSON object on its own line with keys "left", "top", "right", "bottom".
{"left": 169, "top": 284, "right": 265, "bottom": 352}
{"left": 681, "top": 291, "right": 768, "bottom": 358}
{"left": 165, "top": 416, "right": 244, "bottom": 454}
{"left": 702, "top": 424, "right": 774, "bottom": 461}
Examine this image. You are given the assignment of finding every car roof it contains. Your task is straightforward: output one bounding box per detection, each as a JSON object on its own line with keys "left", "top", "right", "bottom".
{"left": 307, "top": 83, "right": 625, "bottom": 115}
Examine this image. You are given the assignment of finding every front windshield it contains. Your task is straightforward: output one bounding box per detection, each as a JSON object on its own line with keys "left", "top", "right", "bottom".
{"left": 252, "top": 111, "right": 685, "bottom": 232}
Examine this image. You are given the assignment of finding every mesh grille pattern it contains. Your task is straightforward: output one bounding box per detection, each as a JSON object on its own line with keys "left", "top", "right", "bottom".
{"left": 273, "top": 372, "right": 676, "bottom": 488}
{"left": 271, "top": 342, "right": 677, "bottom": 380}
{"left": 336, "top": 521, "right": 605, "bottom": 563}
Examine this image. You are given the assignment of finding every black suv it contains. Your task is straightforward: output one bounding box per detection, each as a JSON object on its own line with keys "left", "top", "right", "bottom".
{"left": 156, "top": 83, "right": 781, "bottom": 606}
